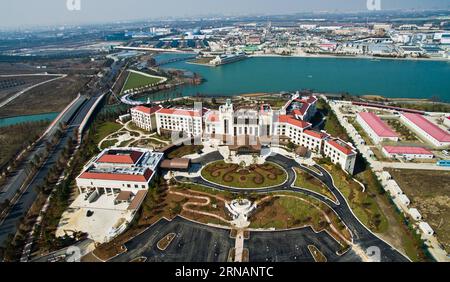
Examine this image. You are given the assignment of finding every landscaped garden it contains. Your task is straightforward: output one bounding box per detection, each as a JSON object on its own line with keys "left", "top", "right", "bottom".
{"left": 201, "top": 161, "right": 287, "bottom": 188}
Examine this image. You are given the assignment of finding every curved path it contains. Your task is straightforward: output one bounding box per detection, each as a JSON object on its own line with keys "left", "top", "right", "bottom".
{"left": 175, "top": 152, "right": 410, "bottom": 262}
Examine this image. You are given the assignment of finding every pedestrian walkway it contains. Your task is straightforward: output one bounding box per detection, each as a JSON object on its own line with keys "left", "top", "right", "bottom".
{"left": 234, "top": 230, "right": 245, "bottom": 262}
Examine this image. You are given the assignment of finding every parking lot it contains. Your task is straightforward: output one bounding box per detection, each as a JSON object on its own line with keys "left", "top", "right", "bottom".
{"left": 112, "top": 217, "right": 234, "bottom": 262}
{"left": 246, "top": 227, "right": 361, "bottom": 262}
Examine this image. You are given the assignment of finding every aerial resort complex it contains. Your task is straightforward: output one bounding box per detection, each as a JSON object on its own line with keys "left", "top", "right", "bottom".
{"left": 1, "top": 2, "right": 449, "bottom": 268}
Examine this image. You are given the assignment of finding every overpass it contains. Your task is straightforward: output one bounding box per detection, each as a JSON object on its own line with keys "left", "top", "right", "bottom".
{"left": 115, "top": 46, "right": 199, "bottom": 54}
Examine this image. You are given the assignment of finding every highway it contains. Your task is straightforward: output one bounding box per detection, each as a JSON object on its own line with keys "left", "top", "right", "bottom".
{"left": 0, "top": 95, "right": 97, "bottom": 245}
{"left": 0, "top": 59, "right": 124, "bottom": 247}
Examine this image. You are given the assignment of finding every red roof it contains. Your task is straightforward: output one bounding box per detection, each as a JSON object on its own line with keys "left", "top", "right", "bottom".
{"left": 97, "top": 151, "right": 143, "bottom": 164}
{"left": 358, "top": 112, "right": 398, "bottom": 138}
{"left": 304, "top": 130, "right": 329, "bottom": 139}
{"left": 278, "top": 115, "right": 311, "bottom": 129}
{"left": 206, "top": 111, "right": 219, "bottom": 122}
{"left": 79, "top": 168, "right": 153, "bottom": 182}
{"left": 327, "top": 139, "right": 355, "bottom": 155}
{"left": 402, "top": 113, "right": 450, "bottom": 143}
{"left": 304, "top": 96, "right": 317, "bottom": 104}
{"left": 383, "top": 146, "right": 433, "bottom": 155}
{"left": 132, "top": 105, "right": 161, "bottom": 115}
{"left": 157, "top": 108, "right": 202, "bottom": 117}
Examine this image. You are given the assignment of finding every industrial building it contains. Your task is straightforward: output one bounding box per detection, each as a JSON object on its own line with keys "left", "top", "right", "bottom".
{"left": 382, "top": 146, "right": 434, "bottom": 159}
{"left": 356, "top": 112, "right": 399, "bottom": 143}
{"left": 400, "top": 113, "right": 450, "bottom": 148}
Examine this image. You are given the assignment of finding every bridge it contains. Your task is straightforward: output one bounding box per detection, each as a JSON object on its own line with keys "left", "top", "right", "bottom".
{"left": 155, "top": 55, "right": 197, "bottom": 66}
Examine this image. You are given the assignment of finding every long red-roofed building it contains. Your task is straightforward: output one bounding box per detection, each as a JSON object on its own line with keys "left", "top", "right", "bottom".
{"left": 400, "top": 113, "right": 450, "bottom": 147}
{"left": 356, "top": 112, "right": 399, "bottom": 143}
{"left": 382, "top": 146, "right": 434, "bottom": 159}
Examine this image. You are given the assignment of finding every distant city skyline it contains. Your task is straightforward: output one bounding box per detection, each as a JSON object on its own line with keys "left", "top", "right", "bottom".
{"left": 1, "top": 0, "right": 449, "bottom": 29}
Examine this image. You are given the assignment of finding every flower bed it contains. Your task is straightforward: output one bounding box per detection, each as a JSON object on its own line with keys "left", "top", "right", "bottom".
{"left": 201, "top": 161, "right": 287, "bottom": 188}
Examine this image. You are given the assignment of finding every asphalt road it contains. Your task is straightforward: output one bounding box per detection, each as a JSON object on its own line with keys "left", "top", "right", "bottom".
{"left": 176, "top": 152, "right": 410, "bottom": 262}
{"left": 0, "top": 59, "right": 125, "bottom": 247}
{"left": 0, "top": 95, "right": 99, "bottom": 245}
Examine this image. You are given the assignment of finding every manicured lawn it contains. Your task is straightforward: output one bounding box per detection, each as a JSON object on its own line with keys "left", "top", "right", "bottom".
{"left": 168, "top": 145, "right": 203, "bottom": 158}
{"left": 100, "top": 139, "right": 118, "bottom": 150}
{"left": 323, "top": 163, "right": 388, "bottom": 233}
{"left": 93, "top": 122, "right": 122, "bottom": 144}
{"left": 293, "top": 168, "right": 337, "bottom": 202}
{"left": 249, "top": 193, "right": 351, "bottom": 248}
{"left": 121, "top": 71, "right": 164, "bottom": 93}
{"left": 201, "top": 161, "right": 287, "bottom": 188}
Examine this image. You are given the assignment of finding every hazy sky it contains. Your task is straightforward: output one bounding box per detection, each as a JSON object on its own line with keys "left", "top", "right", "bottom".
{"left": 1, "top": 0, "right": 449, "bottom": 28}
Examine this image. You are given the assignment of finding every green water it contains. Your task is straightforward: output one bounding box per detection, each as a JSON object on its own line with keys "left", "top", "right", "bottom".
{"left": 0, "top": 112, "right": 59, "bottom": 127}
{"left": 155, "top": 55, "right": 450, "bottom": 102}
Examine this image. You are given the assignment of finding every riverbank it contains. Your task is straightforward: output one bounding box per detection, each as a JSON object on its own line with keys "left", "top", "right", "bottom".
{"left": 250, "top": 52, "right": 450, "bottom": 62}
{"left": 158, "top": 56, "right": 450, "bottom": 102}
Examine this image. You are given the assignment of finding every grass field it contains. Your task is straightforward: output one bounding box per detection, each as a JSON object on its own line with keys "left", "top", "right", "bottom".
{"left": 92, "top": 122, "right": 123, "bottom": 145}
{"left": 121, "top": 71, "right": 164, "bottom": 94}
{"left": 249, "top": 193, "right": 351, "bottom": 247}
{"left": 322, "top": 163, "right": 388, "bottom": 233}
{"left": 167, "top": 145, "right": 203, "bottom": 159}
{"left": 294, "top": 168, "right": 336, "bottom": 202}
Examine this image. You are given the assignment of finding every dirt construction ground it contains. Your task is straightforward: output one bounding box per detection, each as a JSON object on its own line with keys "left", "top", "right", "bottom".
{"left": 388, "top": 168, "right": 450, "bottom": 253}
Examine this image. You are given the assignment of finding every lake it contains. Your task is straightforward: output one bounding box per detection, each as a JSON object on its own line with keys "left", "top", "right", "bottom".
{"left": 154, "top": 54, "right": 450, "bottom": 102}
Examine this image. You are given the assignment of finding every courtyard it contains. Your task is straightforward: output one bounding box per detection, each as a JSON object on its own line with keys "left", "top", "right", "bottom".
{"left": 201, "top": 160, "right": 288, "bottom": 188}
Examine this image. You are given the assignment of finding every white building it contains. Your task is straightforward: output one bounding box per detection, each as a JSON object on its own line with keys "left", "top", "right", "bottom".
{"left": 444, "top": 116, "right": 450, "bottom": 128}
{"left": 380, "top": 171, "right": 392, "bottom": 182}
{"left": 323, "top": 138, "right": 357, "bottom": 174}
{"left": 155, "top": 108, "right": 204, "bottom": 137}
{"left": 386, "top": 180, "right": 403, "bottom": 196}
{"left": 408, "top": 208, "right": 422, "bottom": 221}
{"left": 400, "top": 113, "right": 450, "bottom": 148}
{"left": 419, "top": 222, "right": 434, "bottom": 237}
{"left": 130, "top": 94, "right": 357, "bottom": 174}
{"left": 356, "top": 112, "right": 399, "bottom": 143}
{"left": 76, "top": 148, "right": 163, "bottom": 196}
{"left": 130, "top": 105, "right": 162, "bottom": 132}
{"left": 382, "top": 146, "right": 434, "bottom": 159}
{"left": 398, "top": 194, "right": 410, "bottom": 206}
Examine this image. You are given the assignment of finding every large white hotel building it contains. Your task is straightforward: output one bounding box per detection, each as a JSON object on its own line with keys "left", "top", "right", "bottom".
{"left": 130, "top": 94, "right": 357, "bottom": 174}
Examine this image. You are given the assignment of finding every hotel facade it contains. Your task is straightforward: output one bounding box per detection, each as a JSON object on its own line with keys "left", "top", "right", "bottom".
{"left": 130, "top": 94, "right": 357, "bottom": 174}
